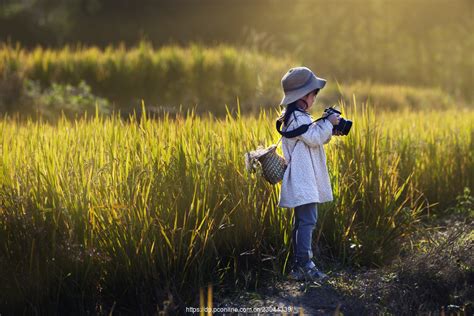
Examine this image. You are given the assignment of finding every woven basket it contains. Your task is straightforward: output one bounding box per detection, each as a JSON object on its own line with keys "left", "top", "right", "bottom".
{"left": 258, "top": 144, "right": 287, "bottom": 184}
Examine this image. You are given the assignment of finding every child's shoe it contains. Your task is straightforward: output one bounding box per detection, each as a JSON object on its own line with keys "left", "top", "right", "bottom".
{"left": 288, "top": 266, "right": 306, "bottom": 281}
{"left": 305, "top": 265, "right": 328, "bottom": 281}
{"left": 288, "top": 262, "right": 328, "bottom": 281}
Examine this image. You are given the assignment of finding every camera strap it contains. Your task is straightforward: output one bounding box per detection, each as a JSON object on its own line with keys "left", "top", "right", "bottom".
{"left": 276, "top": 116, "right": 326, "bottom": 138}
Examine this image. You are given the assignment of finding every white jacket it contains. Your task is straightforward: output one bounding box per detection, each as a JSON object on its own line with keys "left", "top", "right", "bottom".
{"left": 278, "top": 110, "right": 334, "bottom": 208}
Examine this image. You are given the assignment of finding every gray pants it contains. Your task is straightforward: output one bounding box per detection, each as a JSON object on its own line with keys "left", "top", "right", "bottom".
{"left": 292, "top": 202, "right": 318, "bottom": 268}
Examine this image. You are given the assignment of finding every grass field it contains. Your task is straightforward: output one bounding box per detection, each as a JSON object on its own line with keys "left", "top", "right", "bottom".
{"left": 0, "top": 101, "right": 472, "bottom": 313}
{"left": 0, "top": 43, "right": 467, "bottom": 121}
{"left": 0, "top": 42, "right": 293, "bottom": 116}
{"left": 1, "top": 1, "right": 472, "bottom": 313}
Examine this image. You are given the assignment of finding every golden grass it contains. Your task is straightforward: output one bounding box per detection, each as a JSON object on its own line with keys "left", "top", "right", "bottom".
{"left": 0, "top": 101, "right": 471, "bottom": 312}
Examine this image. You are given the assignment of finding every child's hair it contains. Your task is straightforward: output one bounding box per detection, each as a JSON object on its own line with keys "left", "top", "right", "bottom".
{"left": 278, "top": 102, "right": 304, "bottom": 127}
{"left": 277, "top": 88, "right": 319, "bottom": 126}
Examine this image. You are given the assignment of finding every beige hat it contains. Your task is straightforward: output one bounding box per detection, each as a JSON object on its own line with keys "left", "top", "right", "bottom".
{"left": 280, "top": 67, "right": 326, "bottom": 106}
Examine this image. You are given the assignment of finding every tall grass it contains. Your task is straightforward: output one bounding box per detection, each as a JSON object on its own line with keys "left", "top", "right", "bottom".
{"left": 0, "top": 101, "right": 472, "bottom": 313}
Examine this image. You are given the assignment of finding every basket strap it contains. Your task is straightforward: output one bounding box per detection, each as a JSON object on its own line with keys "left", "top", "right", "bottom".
{"left": 275, "top": 130, "right": 298, "bottom": 166}
{"left": 275, "top": 136, "right": 283, "bottom": 148}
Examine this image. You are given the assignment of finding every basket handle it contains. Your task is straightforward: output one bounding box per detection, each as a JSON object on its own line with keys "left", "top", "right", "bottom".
{"left": 274, "top": 136, "right": 298, "bottom": 166}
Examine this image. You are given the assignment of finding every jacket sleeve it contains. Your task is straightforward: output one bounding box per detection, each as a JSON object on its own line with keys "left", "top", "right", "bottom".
{"left": 295, "top": 114, "right": 333, "bottom": 147}
{"left": 322, "top": 121, "right": 333, "bottom": 144}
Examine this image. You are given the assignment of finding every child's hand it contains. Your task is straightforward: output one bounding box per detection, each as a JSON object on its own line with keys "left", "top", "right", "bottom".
{"left": 327, "top": 113, "right": 344, "bottom": 136}
{"left": 327, "top": 113, "right": 341, "bottom": 126}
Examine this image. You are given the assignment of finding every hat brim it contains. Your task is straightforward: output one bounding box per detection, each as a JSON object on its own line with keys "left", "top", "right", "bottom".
{"left": 280, "top": 76, "right": 326, "bottom": 106}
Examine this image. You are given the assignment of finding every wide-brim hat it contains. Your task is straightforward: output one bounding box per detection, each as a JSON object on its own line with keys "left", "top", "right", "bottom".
{"left": 280, "top": 67, "right": 327, "bottom": 106}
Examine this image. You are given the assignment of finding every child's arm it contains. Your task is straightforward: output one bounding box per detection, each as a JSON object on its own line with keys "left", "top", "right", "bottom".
{"left": 291, "top": 113, "right": 333, "bottom": 147}
{"left": 323, "top": 125, "right": 333, "bottom": 144}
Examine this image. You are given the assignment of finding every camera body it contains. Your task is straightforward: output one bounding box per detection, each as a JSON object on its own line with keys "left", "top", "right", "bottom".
{"left": 324, "top": 107, "right": 352, "bottom": 135}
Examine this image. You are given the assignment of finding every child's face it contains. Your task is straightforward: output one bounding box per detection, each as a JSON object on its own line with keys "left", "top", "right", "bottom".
{"left": 304, "top": 89, "right": 319, "bottom": 110}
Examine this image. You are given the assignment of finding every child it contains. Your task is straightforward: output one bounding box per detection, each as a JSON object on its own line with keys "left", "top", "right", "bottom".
{"left": 277, "top": 66, "right": 341, "bottom": 281}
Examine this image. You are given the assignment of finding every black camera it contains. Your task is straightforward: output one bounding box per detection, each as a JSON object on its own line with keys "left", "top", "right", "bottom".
{"left": 324, "top": 107, "right": 352, "bottom": 135}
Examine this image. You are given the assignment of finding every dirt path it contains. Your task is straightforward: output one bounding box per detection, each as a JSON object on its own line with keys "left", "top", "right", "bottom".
{"left": 212, "top": 217, "right": 473, "bottom": 315}
{"left": 216, "top": 269, "right": 385, "bottom": 315}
